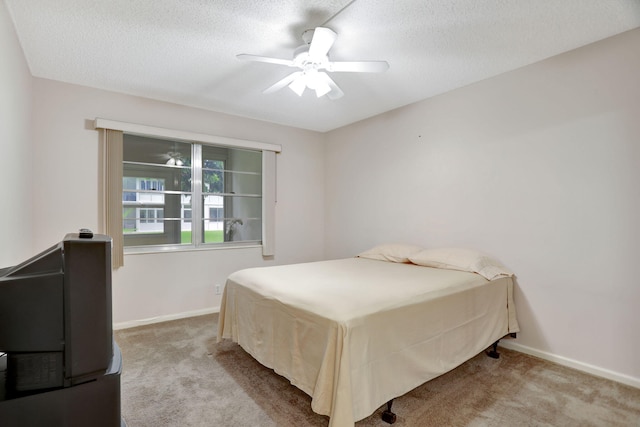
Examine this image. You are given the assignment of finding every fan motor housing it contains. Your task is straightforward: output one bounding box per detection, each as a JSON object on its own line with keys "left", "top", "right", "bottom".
{"left": 301, "top": 28, "right": 315, "bottom": 44}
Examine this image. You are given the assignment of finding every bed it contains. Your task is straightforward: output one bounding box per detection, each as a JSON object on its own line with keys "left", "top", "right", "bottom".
{"left": 217, "top": 245, "right": 519, "bottom": 427}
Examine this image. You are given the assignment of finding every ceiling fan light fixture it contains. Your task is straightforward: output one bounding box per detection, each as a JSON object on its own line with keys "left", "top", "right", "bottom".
{"left": 288, "top": 69, "right": 332, "bottom": 98}
{"left": 288, "top": 77, "right": 306, "bottom": 96}
{"left": 314, "top": 80, "right": 331, "bottom": 97}
{"left": 304, "top": 69, "right": 320, "bottom": 89}
{"left": 315, "top": 86, "right": 331, "bottom": 98}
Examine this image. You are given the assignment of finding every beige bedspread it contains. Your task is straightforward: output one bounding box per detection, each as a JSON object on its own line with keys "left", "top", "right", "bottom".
{"left": 217, "top": 258, "right": 519, "bottom": 427}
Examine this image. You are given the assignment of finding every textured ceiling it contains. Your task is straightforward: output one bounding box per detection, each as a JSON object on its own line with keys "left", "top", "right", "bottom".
{"left": 5, "top": 0, "right": 640, "bottom": 132}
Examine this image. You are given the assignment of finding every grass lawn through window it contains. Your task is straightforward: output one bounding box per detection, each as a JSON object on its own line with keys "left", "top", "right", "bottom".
{"left": 181, "top": 230, "right": 224, "bottom": 244}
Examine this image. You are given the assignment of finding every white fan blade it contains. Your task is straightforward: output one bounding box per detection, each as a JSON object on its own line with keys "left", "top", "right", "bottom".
{"left": 237, "top": 54, "right": 295, "bottom": 67}
{"left": 317, "top": 72, "right": 344, "bottom": 100}
{"left": 308, "top": 27, "right": 337, "bottom": 59}
{"left": 264, "top": 71, "right": 303, "bottom": 94}
{"left": 328, "top": 61, "right": 389, "bottom": 73}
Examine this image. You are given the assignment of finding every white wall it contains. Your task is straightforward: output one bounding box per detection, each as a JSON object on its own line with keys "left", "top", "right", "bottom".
{"left": 325, "top": 29, "right": 640, "bottom": 385}
{"left": 30, "top": 79, "right": 326, "bottom": 326}
{"left": 0, "top": 1, "right": 33, "bottom": 265}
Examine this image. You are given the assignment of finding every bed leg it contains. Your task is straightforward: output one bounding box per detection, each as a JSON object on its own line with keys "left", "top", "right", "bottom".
{"left": 486, "top": 340, "right": 500, "bottom": 359}
{"left": 381, "top": 399, "right": 397, "bottom": 424}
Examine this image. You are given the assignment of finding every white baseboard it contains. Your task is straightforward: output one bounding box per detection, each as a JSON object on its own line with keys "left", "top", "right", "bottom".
{"left": 113, "top": 307, "right": 220, "bottom": 330}
{"left": 499, "top": 340, "right": 640, "bottom": 389}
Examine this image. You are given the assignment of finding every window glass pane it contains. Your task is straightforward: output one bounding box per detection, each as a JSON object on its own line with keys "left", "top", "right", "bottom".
{"left": 201, "top": 146, "right": 262, "bottom": 244}
{"left": 202, "top": 145, "right": 225, "bottom": 194}
{"left": 202, "top": 195, "right": 224, "bottom": 243}
{"left": 202, "top": 146, "right": 262, "bottom": 195}
{"left": 202, "top": 195, "right": 262, "bottom": 243}
{"left": 123, "top": 135, "right": 193, "bottom": 247}
{"left": 124, "top": 135, "right": 191, "bottom": 166}
{"left": 202, "top": 161, "right": 224, "bottom": 194}
{"left": 226, "top": 148, "right": 261, "bottom": 198}
{"left": 121, "top": 133, "right": 265, "bottom": 250}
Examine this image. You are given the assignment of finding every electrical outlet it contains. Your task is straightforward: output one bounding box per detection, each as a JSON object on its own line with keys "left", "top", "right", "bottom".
{"left": 215, "top": 284, "right": 221, "bottom": 295}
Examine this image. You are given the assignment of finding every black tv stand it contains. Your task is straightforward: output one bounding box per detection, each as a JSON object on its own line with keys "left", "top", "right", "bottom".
{"left": 0, "top": 341, "right": 124, "bottom": 427}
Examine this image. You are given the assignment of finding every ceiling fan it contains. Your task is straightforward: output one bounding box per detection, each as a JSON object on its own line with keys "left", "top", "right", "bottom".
{"left": 237, "top": 27, "right": 389, "bottom": 100}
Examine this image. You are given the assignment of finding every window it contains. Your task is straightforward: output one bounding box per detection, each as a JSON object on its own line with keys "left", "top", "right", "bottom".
{"left": 98, "top": 118, "right": 279, "bottom": 267}
{"left": 122, "top": 134, "right": 264, "bottom": 249}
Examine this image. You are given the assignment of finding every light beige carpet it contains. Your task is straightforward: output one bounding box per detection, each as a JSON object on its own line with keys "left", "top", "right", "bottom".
{"left": 115, "top": 314, "right": 640, "bottom": 426}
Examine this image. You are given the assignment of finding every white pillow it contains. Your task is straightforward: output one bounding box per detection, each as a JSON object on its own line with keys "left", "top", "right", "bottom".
{"left": 409, "top": 247, "right": 513, "bottom": 280}
{"left": 357, "top": 243, "right": 424, "bottom": 263}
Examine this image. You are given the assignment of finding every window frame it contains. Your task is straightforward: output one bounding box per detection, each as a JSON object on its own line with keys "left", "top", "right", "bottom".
{"left": 96, "top": 118, "right": 280, "bottom": 261}
{"left": 121, "top": 151, "right": 191, "bottom": 248}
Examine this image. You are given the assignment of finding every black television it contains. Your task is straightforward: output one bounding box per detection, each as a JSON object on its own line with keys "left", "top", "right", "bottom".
{"left": 0, "top": 232, "right": 123, "bottom": 427}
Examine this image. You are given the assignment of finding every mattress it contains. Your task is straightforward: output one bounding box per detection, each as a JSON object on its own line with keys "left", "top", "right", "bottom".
{"left": 217, "top": 257, "right": 519, "bottom": 427}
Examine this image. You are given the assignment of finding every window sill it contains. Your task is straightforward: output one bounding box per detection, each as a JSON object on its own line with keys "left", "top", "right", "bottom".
{"left": 124, "top": 242, "right": 262, "bottom": 255}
